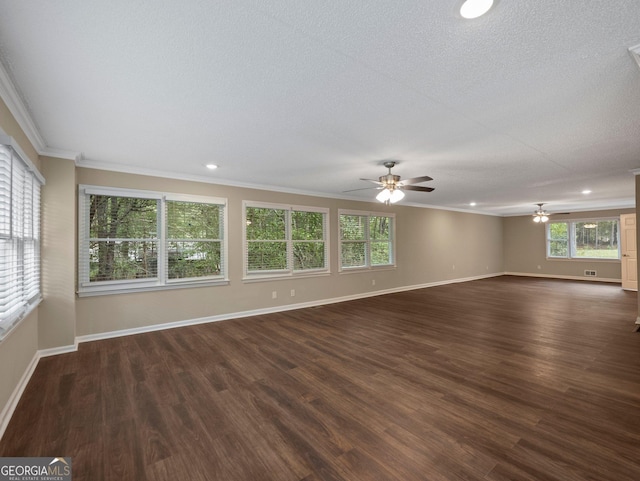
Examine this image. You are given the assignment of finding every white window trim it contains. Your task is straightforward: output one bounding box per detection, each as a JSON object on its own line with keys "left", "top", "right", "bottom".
{"left": 338, "top": 209, "right": 396, "bottom": 272}
{"left": 78, "top": 185, "right": 229, "bottom": 296}
{"left": 242, "top": 200, "right": 330, "bottom": 281}
{"left": 546, "top": 217, "right": 621, "bottom": 261}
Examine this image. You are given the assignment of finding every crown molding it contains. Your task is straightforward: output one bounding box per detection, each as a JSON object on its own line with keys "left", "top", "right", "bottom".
{"left": 39, "top": 146, "right": 81, "bottom": 161}
{"left": 0, "top": 60, "right": 46, "bottom": 152}
{"left": 76, "top": 156, "right": 368, "bottom": 197}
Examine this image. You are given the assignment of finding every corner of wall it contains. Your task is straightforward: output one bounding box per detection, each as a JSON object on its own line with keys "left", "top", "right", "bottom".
{"left": 38, "top": 156, "right": 77, "bottom": 350}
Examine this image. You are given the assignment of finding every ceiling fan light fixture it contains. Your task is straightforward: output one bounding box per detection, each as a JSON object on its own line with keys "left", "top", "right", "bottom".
{"left": 376, "top": 187, "right": 405, "bottom": 204}
{"left": 376, "top": 188, "right": 392, "bottom": 203}
{"left": 389, "top": 189, "right": 405, "bottom": 203}
{"left": 532, "top": 203, "right": 550, "bottom": 223}
{"left": 460, "top": 0, "right": 494, "bottom": 19}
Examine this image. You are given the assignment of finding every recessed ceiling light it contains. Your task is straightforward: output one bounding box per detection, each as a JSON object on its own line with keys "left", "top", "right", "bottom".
{"left": 582, "top": 189, "right": 592, "bottom": 194}
{"left": 460, "top": 0, "right": 494, "bottom": 19}
{"left": 206, "top": 164, "right": 218, "bottom": 170}
{"left": 470, "top": 202, "right": 477, "bottom": 206}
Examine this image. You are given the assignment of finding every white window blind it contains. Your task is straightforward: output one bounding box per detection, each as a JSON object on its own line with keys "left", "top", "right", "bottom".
{"left": 339, "top": 213, "right": 368, "bottom": 268}
{"left": 245, "top": 206, "right": 288, "bottom": 273}
{"left": 165, "top": 199, "right": 225, "bottom": 281}
{"left": 83, "top": 194, "right": 160, "bottom": 283}
{"left": 0, "top": 150, "right": 10, "bottom": 237}
{"left": 0, "top": 141, "right": 43, "bottom": 336}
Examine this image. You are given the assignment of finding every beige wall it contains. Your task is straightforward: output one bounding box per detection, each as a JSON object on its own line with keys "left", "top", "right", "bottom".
{"left": 0, "top": 312, "right": 38, "bottom": 421}
{"left": 504, "top": 208, "right": 635, "bottom": 281}
{"left": 0, "top": 97, "right": 39, "bottom": 168}
{"left": 39, "top": 157, "right": 76, "bottom": 349}
{"left": 74, "top": 168, "right": 505, "bottom": 336}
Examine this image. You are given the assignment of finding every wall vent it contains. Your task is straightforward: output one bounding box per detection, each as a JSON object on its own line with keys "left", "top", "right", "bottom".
{"left": 584, "top": 270, "right": 597, "bottom": 277}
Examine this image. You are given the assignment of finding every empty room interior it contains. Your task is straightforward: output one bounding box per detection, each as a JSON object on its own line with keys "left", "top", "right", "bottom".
{"left": 1, "top": 1, "right": 640, "bottom": 480}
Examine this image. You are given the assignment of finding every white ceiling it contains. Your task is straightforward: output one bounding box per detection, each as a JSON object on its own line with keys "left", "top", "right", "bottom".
{"left": 1, "top": 1, "right": 639, "bottom": 216}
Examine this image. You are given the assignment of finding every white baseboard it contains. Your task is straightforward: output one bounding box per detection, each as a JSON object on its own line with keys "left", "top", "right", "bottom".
{"left": 0, "top": 352, "right": 39, "bottom": 440}
{"left": 505, "top": 272, "right": 621, "bottom": 284}
{"left": 77, "top": 272, "right": 504, "bottom": 344}
{"left": 39, "top": 341, "right": 79, "bottom": 358}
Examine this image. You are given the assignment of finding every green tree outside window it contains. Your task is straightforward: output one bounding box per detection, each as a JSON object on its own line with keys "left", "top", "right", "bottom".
{"left": 245, "top": 205, "right": 327, "bottom": 274}
{"left": 339, "top": 212, "right": 394, "bottom": 269}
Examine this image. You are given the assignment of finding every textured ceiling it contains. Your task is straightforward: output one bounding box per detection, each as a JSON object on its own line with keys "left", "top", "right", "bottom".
{"left": 1, "top": 1, "right": 639, "bottom": 215}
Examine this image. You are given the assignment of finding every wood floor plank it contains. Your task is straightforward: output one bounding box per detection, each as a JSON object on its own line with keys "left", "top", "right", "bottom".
{"left": 1, "top": 276, "right": 639, "bottom": 480}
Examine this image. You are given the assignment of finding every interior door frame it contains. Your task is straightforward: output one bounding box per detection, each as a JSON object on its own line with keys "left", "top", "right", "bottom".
{"left": 620, "top": 213, "right": 637, "bottom": 292}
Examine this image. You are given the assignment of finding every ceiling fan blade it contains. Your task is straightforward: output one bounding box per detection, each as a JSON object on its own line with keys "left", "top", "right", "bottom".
{"left": 398, "top": 175, "right": 433, "bottom": 186}
{"left": 360, "top": 178, "right": 384, "bottom": 185}
{"left": 343, "top": 186, "right": 383, "bottom": 193}
{"left": 402, "top": 185, "right": 434, "bottom": 192}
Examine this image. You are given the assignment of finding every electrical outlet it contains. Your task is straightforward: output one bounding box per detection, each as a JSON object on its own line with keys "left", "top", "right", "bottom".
{"left": 272, "top": 291, "right": 277, "bottom": 299}
{"left": 372, "top": 279, "right": 376, "bottom": 286}
{"left": 290, "top": 289, "right": 295, "bottom": 297}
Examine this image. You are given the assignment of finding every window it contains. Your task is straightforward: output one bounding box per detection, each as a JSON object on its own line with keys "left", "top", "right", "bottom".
{"left": 87, "top": 194, "right": 159, "bottom": 282}
{"left": 339, "top": 210, "right": 395, "bottom": 270}
{"left": 166, "top": 199, "right": 224, "bottom": 280}
{"left": 548, "top": 222, "right": 569, "bottom": 257}
{"left": 547, "top": 219, "right": 620, "bottom": 260}
{"left": 243, "top": 202, "right": 329, "bottom": 278}
{"left": 78, "top": 186, "right": 227, "bottom": 295}
{"left": 0, "top": 139, "right": 43, "bottom": 336}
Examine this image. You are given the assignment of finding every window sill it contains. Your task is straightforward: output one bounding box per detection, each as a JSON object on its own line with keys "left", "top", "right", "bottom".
{"left": 0, "top": 296, "right": 43, "bottom": 342}
{"left": 242, "top": 271, "right": 331, "bottom": 283}
{"left": 77, "top": 279, "right": 230, "bottom": 297}
{"left": 546, "top": 257, "right": 620, "bottom": 262}
{"left": 339, "top": 265, "right": 396, "bottom": 274}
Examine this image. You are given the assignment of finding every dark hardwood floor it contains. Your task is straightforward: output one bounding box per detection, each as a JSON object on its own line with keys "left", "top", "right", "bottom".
{"left": 2, "top": 276, "right": 640, "bottom": 480}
